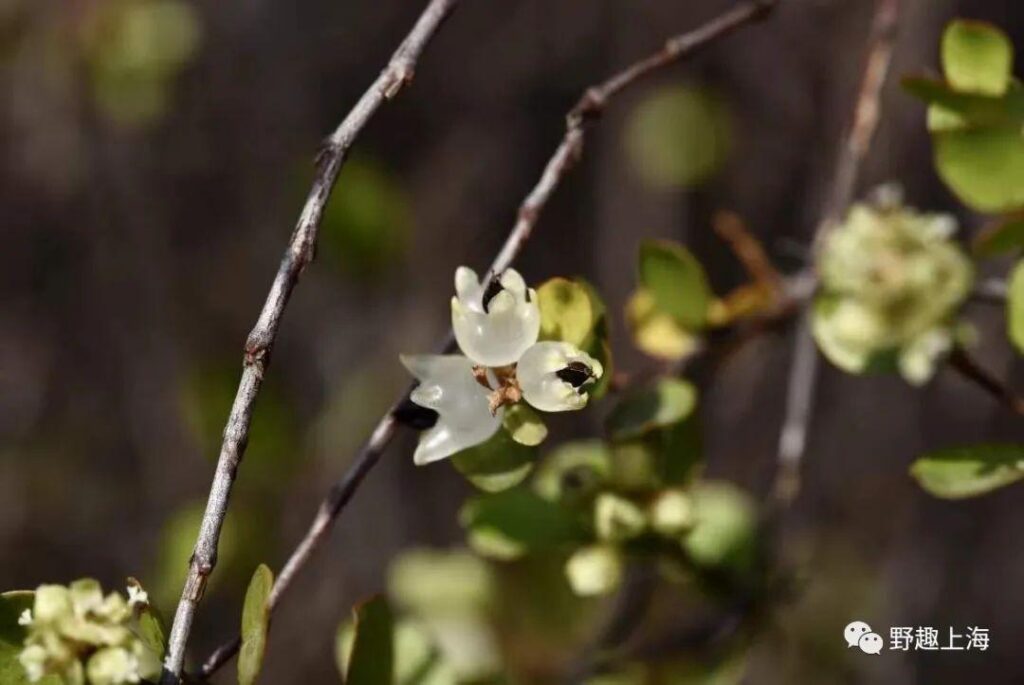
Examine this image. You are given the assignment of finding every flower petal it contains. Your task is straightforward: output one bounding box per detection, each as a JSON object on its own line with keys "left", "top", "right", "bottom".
{"left": 451, "top": 266, "right": 540, "bottom": 366}
{"left": 402, "top": 354, "right": 502, "bottom": 465}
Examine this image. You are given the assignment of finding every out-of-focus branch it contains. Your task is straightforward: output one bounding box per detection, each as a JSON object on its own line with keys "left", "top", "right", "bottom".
{"left": 772, "top": 0, "right": 900, "bottom": 508}
{"left": 196, "top": 2, "right": 780, "bottom": 678}
{"left": 714, "top": 211, "right": 784, "bottom": 293}
{"left": 949, "top": 347, "right": 1024, "bottom": 417}
{"left": 971, "top": 277, "right": 1008, "bottom": 304}
{"left": 159, "top": 1, "right": 460, "bottom": 681}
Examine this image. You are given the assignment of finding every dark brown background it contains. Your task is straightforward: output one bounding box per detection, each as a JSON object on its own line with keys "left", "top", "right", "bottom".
{"left": 2, "top": 0, "right": 1023, "bottom": 682}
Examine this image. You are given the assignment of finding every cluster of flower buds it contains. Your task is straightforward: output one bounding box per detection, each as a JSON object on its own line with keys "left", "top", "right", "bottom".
{"left": 18, "top": 579, "right": 159, "bottom": 685}
{"left": 402, "top": 267, "right": 603, "bottom": 465}
{"left": 564, "top": 488, "right": 695, "bottom": 596}
{"left": 813, "top": 186, "right": 973, "bottom": 384}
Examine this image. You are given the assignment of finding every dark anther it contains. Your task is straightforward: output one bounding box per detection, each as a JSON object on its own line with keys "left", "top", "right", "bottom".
{"left": 481, "top": 275, "right": 505, "bottom": 314}
{"left": 393, "top": 398, "right": 439, "bottom": 430}
{"left": 556, "top": 361, "right": 593, "bottom": 390}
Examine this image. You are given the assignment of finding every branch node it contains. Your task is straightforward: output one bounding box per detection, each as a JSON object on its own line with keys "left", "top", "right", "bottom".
{"left": 516, "top": 204, "right": 539, "bottom": 227}
{"left": 383, "top": 64, "right": 415, "bottom": 99}
{"left": 568, "top": 87, "right": 607, "bottom": 127}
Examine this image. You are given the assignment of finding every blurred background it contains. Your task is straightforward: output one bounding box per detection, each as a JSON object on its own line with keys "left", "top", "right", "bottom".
{"left": 2, "top": 0, "right": 1024, "bottom": 682}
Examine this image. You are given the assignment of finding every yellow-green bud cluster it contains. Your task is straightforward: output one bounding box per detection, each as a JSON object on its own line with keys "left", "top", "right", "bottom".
{"left": 564, "top": 488, "right": 699, "bottom": 597}
{"left": 812, "top": 187, "right": 973, "bottom": 384}
{"left": 18, "top": 580, "right": 159, "bottom": 685}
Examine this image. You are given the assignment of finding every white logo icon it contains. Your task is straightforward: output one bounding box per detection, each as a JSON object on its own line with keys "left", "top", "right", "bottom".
{"left": 845, "top": 621, "right": 884, "bottom": 654}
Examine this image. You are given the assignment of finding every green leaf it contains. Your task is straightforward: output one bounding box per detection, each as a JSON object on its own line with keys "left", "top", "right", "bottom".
{"left": 502, "top": 404, "right": 548, "bottom": 447}
{"left": 451, "top": 427, "right": 537, "bottom": 493}
{"left": 461, "top": 488, "right": 586, "bottom": 554}
{"left": 388, "top": 549, "right": 493, "bottom": 618}
{"left": 1008, "top": 260, "right": 1024, "bottom": 353}
{"left": 942, "top": 20, "right": 1013, "bottom": 96}
{"left": 0, "top": 591, "right": 33, "bottom": 685}
{"left": 934, "top": 125, "right": 1024, "bottom": 213}
{"left": 910, "top": 444, "right": 1024, "bottom": 498}
{"left": 537, "top": 277, "right": 614, "bottom": 400}
{"left": 346, "top": 596, "right": 394, "bottom": 685}
{"left": 238, "top": 564, "right": 274, "bottom": 685}
{"left": 337, "top": 617, "right": 453, "bottom": 685}
{"left": 578, "top": 279, "right": 614, "bottom": 400}
{"left": 537, "top": 278, "right": 597, "bottom": 348}
{"left": 0, "top": 592, "right": 59, "bottom": 685}
{"left": 682, "top": 481, "right": 757, "bottom": 571}
{"left": 626, "top": 289, "right": 701, "bottom": 361}
{"left": 533, "top": 440, "right": 613, "bottom": 504}
{"left": 902, "top": 77, "right": 1024, "bottom": 129}
{"left": 638, "top": 240, "right": 712, "bottom": 330}
{"left": 606, "top": 378, "right": 698, "bottom": 441}
{"left": 973, "top": 216, "right": 1024, "bottom": 257}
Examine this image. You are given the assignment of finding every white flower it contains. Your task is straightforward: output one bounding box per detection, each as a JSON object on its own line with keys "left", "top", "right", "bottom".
{"left": 451, "top": 267, "right": 540, "bottom": 367}
{"left": 126, "top": 585, "right": 148, "bottom": 609}
{"left": 402, "top": 355, "right": 502, "bottom": 465}
{"left": 516, "top": 341, "right": 603, "bottom": 412}
{"left": 18, "top": 609, "right": 32, "bottom": 626}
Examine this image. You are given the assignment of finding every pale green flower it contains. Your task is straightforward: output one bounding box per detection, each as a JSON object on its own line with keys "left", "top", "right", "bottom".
{"left": 813, "top": 186, "right": 972, "bottom": 384}
{"left": 18, "top": 579, "right": 160, "bottom": 684}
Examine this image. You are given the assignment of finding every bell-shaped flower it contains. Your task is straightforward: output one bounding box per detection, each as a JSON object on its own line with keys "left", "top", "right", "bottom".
{"left": 451, "top": 267, "right": 540, "bottom": 367}
{"left": 516, "top": 341, "right": 603, "bottom": 412}
{"left": 402, "top": 354, "right": 502, "bottom": 465}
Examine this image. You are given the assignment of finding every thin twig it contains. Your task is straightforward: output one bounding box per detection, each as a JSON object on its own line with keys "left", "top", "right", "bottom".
{"left": 159, "top": 1, "right": 459, "bottom": 681}
{"left": 197, "top": 2, "right": 780, "bottom": 678}
{"left": 772, "top": 0, "right": 900, "bottom": 508}
{"left": 713, "top": 211, "right": 784, "bottom": 292}
{"left": 948, "top": 347, "right": 1024, "bottom": 417}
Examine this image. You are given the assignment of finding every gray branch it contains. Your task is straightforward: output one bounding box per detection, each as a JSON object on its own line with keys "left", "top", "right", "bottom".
{"left": 159, "top": 1, "right": 460, "bottom": 681}
{"left": 773, "top": 0, "right": 901, "bottom": 507}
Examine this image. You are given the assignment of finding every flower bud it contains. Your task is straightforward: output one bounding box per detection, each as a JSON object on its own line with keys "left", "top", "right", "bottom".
{"left": 648, "top": 489, "right": 694, "bottom": 537}
{"left": 564, "top": 545, "right": 623, "bottom": 596}
{"left": 594, "top": 493, "right": 646, "bottom": 542}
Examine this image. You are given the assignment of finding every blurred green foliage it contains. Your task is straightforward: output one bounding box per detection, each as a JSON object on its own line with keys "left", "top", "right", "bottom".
{"left": 180, "top": 362, "right": 301, "bottom": 488}
{"left": 82, "top": 0, "right": 202, "bottom": 125}
{"left": 624, "top": 85, "right": 733, "bottom": 189}
{"left": 344, "top": 597, "right": 395, "bottom": 685}
{"left": 318, "top": 156, "right": 413, "bottom": 281}
{"left": 452, "top": 428, "right": 538, "bottom": 493}
{"left": 1009, "top": 260, "right": 1024, "bottom": 353}
{"left": 906, "top": 20, "right": 1024, "bottom": 214}
{"left": 150, "top": 500, "right": 259, "bottom": 611}
{"left": 626, "top": 240, "right": 711, "bottom": 362}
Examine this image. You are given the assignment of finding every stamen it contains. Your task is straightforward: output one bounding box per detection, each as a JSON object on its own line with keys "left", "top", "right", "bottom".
{"left": 481, "top": 274, "right": 505, "bottom": 313}
{"left": 556, "top": 361, "right": 593, "bottom": 389}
